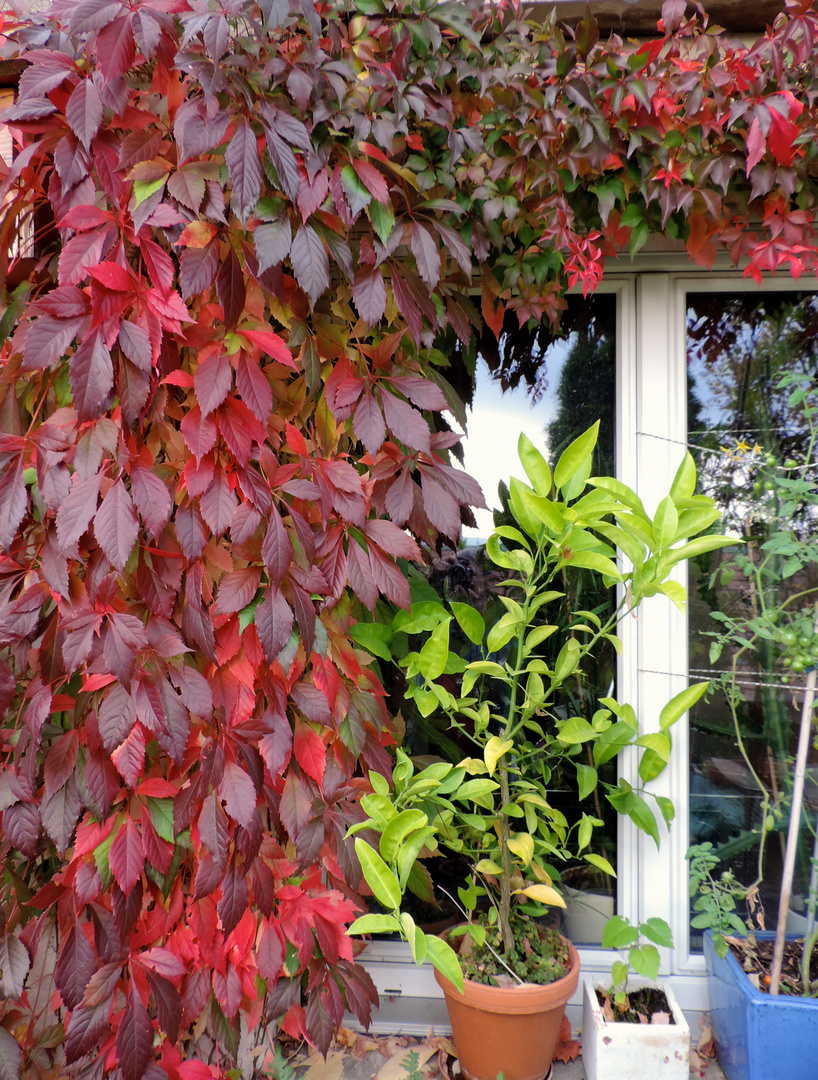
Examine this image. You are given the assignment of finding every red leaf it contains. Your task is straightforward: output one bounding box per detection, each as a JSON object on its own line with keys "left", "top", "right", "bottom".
{"left": 213, "top": 567, "right": 262, "bottom": 618}
{"left": 255, "top": 586, "right": 294, "bottom": 663}
{"left": 70, "top": 331, "right": 114, "bottom": 422}
{"left": 254, "top": 219, "right": 292, "bottom": 273}
{"left": 130, "top": 466, "right": 173, "bottom": 539}
{"left": 65, "top": 1000, "right": 111, "bottom": 1063}
{"left": 351, "top": 267, "right": 387, "bottom": 327}
{"left": 745, "top": 116, "right": 766, "bottom": 175}
{"left": 258, "top": 710, "right": 292, "bottom": 776}
{"left": 193, "top": 850, "right": 224, "bottom": 900}
{"left": 261, "top": 504, "right": 293, "bottom": 586}
{"left": 218, "top": 396, "right": 266, "bottom": 467}
{"left": 362, "top": 519, "right": 421, "bottom": 561}
{"left": 88, "top": 261, "right": 132, "bottom": 291}
{"left": 41, "top": 778, "right": 81, "bottom": 855}
{"left": 0, "top": 457, "right": 27, "bottom": 550}
{"left": 66, "top": 78, "right": 103, "bottom": 151}
{"left": 117, "top": 981, "right": 153, "bottom": 1080}
{"left": 218, "top": 760, "right": 256, "bottom": 829}
{"left": 103, "top": 612, "right": 148, "bottom": 689}
{"left": 109, "top": 817, "right": 144, "bottom": 894}
{"left": 180, "top": 241, "right": 219, "bottom": 299}
{"left": 194, "top": 352, "right": 232, "bottom": 415}
{"left": 44, "top": 730, "right": 79, "bottom": 797}
{"left": 58, "top": 229, "right": 108, "bottom": 286}
{"left": 3, "top": 801, "right": 40, "bottom": 859}
{"left": 199, "top": 470, "right": 238, "bottom": 537}
{"left": 279, "top": 771, "right": 313, "bottom": 840}
{"left": 56, "top": 471, "right": 103, "bottom": 551}
{"left": 352, "top": 394, "right": 386, "bottom": 457}
{"left": 118, "top": 319, "right": 152, "bottom": 370}
{"left": 290, "top": 224, "right": 329, "bottom": 308}
{"left": 236, "top": 353, "right": 274, "bottom": 425}
{"left": 216, "top": 247, "right": 246, "bottom": 331}
{"left": 23, "top": 314, "right": 85, "bottom": 370}
{"left": 111, "top": 723, "right": 146, "bottom": 787}
{"left": 297, "top": 167, "right": 329, "bottom": 221}
{"left": 55, "top": 922, "right": 97, "bottom": 1011}
{"left": 180, "top": 404, "right": 218, "bottom": 461}
{"left": 385, "top": 375, "right": 448, "bottom": 411}
{"left": 381, "top": 391, "right": 431, "bottom": 456}
{"left": 197, "top": 792, "right": 229, "bottom": 868}
{"left": 410, "top": 223, "right": 440, "bottom": 292}
{"left": 347, "top": 541, "right": 378, "bottom": 610}
{"left": 767, "top": 108, "right": 799, "bottom": 167}
{"left": 175, "top": 502, "right": 208, "bottom": 560}
{"left": 351, "top": 159, "right": 390, "bottom": 206}
{"left": 226, "top": 120, "right": 263, "bottom": 223}
{"left": 217, "top": 856, "right": 249, "bottom": 936}
{"left": 240, "top": 328, "right": 296, "bottom": 368}
{"left": 58, "top": 205, "right": 113, "bottom": 233}
{"left": 139, "top": 947, "right": 187, "bottom": 979}
{"left": 99, "top": 683, "right": 136, "bottom": 753}
{"left": 293, "top": 724, "right": 326, "bottom": 785}
{"left": 94, "top": 478, "right": 139, "bottom": 572}
{"left": 97, "top": 13, "right": 135, "bottom": 79}
{"left": 369, "top": 546, "right": 410, "bottom": 609}
{"left": 420, "top": 472, "right": 460, "bottom": 539}
{"left": 256, "top": 918, "right": 284, "bottom": 982}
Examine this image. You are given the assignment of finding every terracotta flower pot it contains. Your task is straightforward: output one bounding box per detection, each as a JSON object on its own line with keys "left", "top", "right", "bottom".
{"left": 433, "top": 937, "right": 580, "bottom": 1080}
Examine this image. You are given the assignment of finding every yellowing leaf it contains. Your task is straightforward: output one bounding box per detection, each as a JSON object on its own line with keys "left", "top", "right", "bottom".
{"left": 517, "top": 884, "right": 566, "bottom": 908}
{"left": 484, "top": 735, "right": 513, "bottom": 775}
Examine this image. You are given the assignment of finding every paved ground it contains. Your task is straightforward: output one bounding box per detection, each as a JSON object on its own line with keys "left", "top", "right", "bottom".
{"left": 289, "top": 1033, "right": 727, "bottom": 1080}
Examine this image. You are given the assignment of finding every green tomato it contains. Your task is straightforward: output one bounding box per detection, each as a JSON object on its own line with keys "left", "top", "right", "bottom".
{"left": 791, "top": 657, "right": 806, "bottom": 673}
{"left": 784, "top": 459, "right": 798, "bottom": 470}
{"left": 779, "top": 630, "right": 797, "bottom": 647}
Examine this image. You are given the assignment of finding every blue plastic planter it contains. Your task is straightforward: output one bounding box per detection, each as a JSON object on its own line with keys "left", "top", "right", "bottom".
{"left": 704, "top": 930, "right": 818, "bottom": 1080}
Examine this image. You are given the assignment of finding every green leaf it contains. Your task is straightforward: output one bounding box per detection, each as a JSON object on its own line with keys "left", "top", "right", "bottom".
{"left": 354, "top": 839, "right": 401, "bottom": 910}
{"left": 518, "top": 433, "right": 552, "bottom": 495}
{"left": 652, "top": 495, "right": 678, "bottom": 551}
{"left": 147, "top": 798, "right": 175, "bottom": 844}
{"left": 629, "top": 943, "right": 660, "bottom": 983}
{"left": 350, "top": 621, "right": 393, "bottom": 661}
{"left": 562, "top": 549, "right": 622, "bottom": 581}
{"left": 659, "top": 682, "right": 708, "bottom": 731}
{"left": 425, "top": 934, "right": 464, "bottom": 993}
{"left": 449, "top": 602, "right": 485, "bottom": 646}
{"left": 348, "top": 914, "right": 402, "bottom": 935}
{"left": 575, "top": 762, "right": 598, "bottom": 800}
{"left": 656, "top": 795, "right": 675, "bottom": 827}
{"left": 507, "top": 832, "right": 535, "bottom": 864}
{"left": 602, "top": 915, "right": 639, "bottom": 949}
{"left": 656, "top": 581, "right": 687, "bottom": 611}
{"left": 625, "top": 793, "right": 659, "bottom": 847}
{"left": 642, "top": 917, "right": 673, "bottom": 948}
{"left": 418, "top": 619, "right": 451, "bottom": 680}
{"left": 368, "top": 199, "right": 396, "bottom": 244}
{"left": 588, "top": 476, "right": 648, "bottom": 518}
{"left": 401, "top": 912, "right": 428, "bottom": 965}
{"left": 585, "top": 852, "right": 616, "bottom": 877}
{"left": 509, "top": 476, "right": 543, "bottom": 539}
{"left": 379, "top": 809, "right": 428, "bottom": 864}
{"left": 554, "top": 421, "right": 599, "bottom": 493}
{"left": 558, "top": 716, "right": 596, "bottom": 745}
{"left": 670, "top": 452, "right": 696, "bottom": 501}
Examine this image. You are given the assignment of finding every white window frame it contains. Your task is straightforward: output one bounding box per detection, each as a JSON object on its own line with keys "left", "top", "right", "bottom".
{"left": 355, "top": 265, "right": 818, "bottom": 1033}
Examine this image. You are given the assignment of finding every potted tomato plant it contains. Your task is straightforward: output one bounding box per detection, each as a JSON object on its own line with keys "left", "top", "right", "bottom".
{"left": 349, "top": 424, "right": 729, "bottom": 1080}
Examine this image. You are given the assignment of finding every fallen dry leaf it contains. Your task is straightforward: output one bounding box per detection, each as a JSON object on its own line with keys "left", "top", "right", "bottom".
{"left": 652, "top": 1011, "right": 671, "bottom": 1025}
{"left": 375, "top": 1043, "right": 438, "bottom": 1080}
{"left": 552, "top": 1015, "right": 581, "bottom": 1063}
{"left": 335, "top": 1028, "right": 358, "bottom": 1049}
{"left": 300, "top": 1050, "right": 345, "bottom": 1080}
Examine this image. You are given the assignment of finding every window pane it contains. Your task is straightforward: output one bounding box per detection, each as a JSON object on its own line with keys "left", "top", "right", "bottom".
{"left": 406, "top": 294, "right": 618, "bottom": 943}
{"left": 687, "top": 291, "right": 818, "bottom": 947}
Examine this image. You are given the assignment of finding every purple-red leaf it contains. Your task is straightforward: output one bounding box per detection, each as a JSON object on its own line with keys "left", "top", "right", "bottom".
{"left": 381, "top": 392, "right": 431, "bottom": 456}
{"left": 261, "top": 504, "right": 293, "bottom": 586}
{"left": 255, "top": 586, "right": 294, "bottom": 664}
{"left": 212, "top": 567, "right": 261, "bottom": 618}
{"left": 194, "top": 353, "right": 232, "bottom": 416}
{"left": 94, "top": 479, "right": 139, "bottom": 572}
{"left": 290, "top": 224, "right": 329, "bottom": 308}
{"left": 70, "top": 331, "right": 114, "bottom": 422}
{"left": 130, "top": 466, "right": 173, "bottom": 539}
{"left": 217, "top": 857, "right": 249, "bottom": 937}
{"left": 216, "top": 248, "right": 246, "bottom": 331}
{"left": 116, "top": 981, "right": 153, "bottom": 1080}
{"left": 55, "top": 922, "right": 97, "bottom": 1011}
{"left": 236, "top": 353, "right": 273, "bottom": 426}
{"left": 109, "top": 817, "right": 144, "bottom": 895}
{"left": 146, "top": 970, "right": 181, "bottom": 1044}
{"left": 353, "top": 394, "right": 386, "bottom": 456}
{"left": 66, "top": 79, "right": 103, "bottom": 151}
{"left": 254, "top": 219, "right": 292, "bottom": 272}
{"left": 199, "top": 471, "right": 238, "bottom": 538}
{"left": 56, "top": 471, "right": 103, "bottom": 551}
{"left": 41, "top": 778, "right": 81, "bottom": 856}
{"left": 180, "top": 241, "right": 219, "bottom": 299}
{"left": 410, "top": 223, "right": 440, "bottom": 292}
{"left": 0, "top": 458, "right": 27, "bottom": 550}
{"left": 226, "top": 121, "right": 263, "bottom": 223}
{"left": 351, "top": 268, "right": 387, "bottom": 327}
{"left": 197, "top": 793, "right": 229, "bottom": 869}
{"left": 217, "top": 761, "right": 256, "bottom": 829}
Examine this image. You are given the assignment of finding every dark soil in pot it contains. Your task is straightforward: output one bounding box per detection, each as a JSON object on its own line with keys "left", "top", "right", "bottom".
{"left": 727, "top": 933, "right": 818, "bottom": 995}
{"left": 451, "top": 911, "right": 570, "bottom": 986}
{"left": 594, "top": 985, "right": 676, "bottom": 1024}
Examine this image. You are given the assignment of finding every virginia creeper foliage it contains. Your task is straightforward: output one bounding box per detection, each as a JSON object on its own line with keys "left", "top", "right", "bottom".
{"left": 2, "top": 0, "right": 818, "bottom": 1077}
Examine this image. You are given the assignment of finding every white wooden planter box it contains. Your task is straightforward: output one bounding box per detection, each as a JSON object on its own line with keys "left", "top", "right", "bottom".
{"left": 581, "top": 978, "right": 690, "bottom": 1080}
